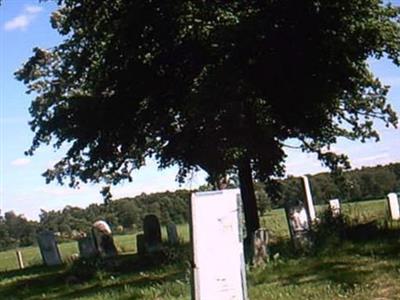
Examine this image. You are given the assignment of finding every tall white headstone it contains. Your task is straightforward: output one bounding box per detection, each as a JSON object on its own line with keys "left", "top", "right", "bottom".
{"left": 191, "top": 189, "right": 248, "bottom": 300}
{"left": 387, "top": 193, "right": 400, "bottom": 221}
{"left": 301, "top": 175, "right": 316, "bottom": 222}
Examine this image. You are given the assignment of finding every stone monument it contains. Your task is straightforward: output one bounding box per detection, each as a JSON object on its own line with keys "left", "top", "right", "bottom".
{"left": 285, "top": 204, "right": 313, "bottom": 251}
{"left": 92, "top": 220, "right": 118, "bottom": 257}
{"left": 37, "top": 230, "right": 63, "bottom": 266}
{"left": 387, "top": 193, "right": 400, "bottom": 221}
{"left": 143, "top": 214, "right": 162, "bottom": 253}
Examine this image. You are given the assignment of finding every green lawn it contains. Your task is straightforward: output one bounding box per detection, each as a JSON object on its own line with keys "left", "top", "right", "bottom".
{"left": 1, "top": 198, "right": 399, "bottom": 299}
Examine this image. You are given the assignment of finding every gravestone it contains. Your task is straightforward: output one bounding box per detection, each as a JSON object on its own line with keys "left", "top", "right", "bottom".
{"left": 166, "top": 223, "right": 179, "bottom": 245}
{"left": 191, "top": 189, "right": 248, "bottom": 300}
{"left": 37, "top": 230, "right": 62, "bottom": 266}
{"left": 301, "top": 175, "right": 317, "bottom": 223}
{"left": 78, "top": 235, "right": 98, "bottom": 258}
{"left": 285, "top": 204, "right": 312, "bottom": 251}
{"left": 387, "top": 193, "right": 400, "bottom": 221}
{"left": 143, "top": 214, "right": 162, "bottom": 253}
{"left": 92, "top": 220, "right": 118, "bottom": 257}
{"left": 136, "top": 234, "right": 145, "bottom": 255}
{"left": 329, "top": 199, "right": 341, "bottom": 217}
{"left": 251, "top": 228, "right": 269, "bottom": 267}
{"left": 16, "top": 250, "right": 24, "bottom": 269}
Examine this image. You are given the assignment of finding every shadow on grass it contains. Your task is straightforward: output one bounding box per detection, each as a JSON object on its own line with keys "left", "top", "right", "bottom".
{"left": 0, "top": 264, "right": 63, "bottom": 281}
{"left": 257, "top": 220, "right": 400, "bottom": 294}
{"left": 0, "top": 253, "right": 186, "bottom": 300}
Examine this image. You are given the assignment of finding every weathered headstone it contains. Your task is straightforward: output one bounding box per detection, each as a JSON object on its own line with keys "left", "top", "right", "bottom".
{"left": 92, "top": 220, "right": 118, "bottom": 257}
{"left": 166, "top": 223, "right": 179, "bottom": 245}
{"left": 191, "top": 189, "right": 248, "bottom": 300}
{"left": 37, "top": 230, "right": 63, "bottom": 266}
{"left": 251, "top": 228, "right": 269, "bottom": 267}
{"left": 16, "top": 250, "right": 24, "bottom": 269}
{"left": 329, "top": 199, "right": 341, "bottom": 217}
{"left": 387, "top": 193, "right": 400, "bottom": 221}
{"left": 285, "top": 204, "right": 312, "bottom": 251}
{"left": 301, "top": 175, "right": 317, "bottom": 223}
{"left": 143, "top": 214, "right": 162, "bottom": 253}
{"left": 136, "top": 234, "right": 145, "bottom": 255}
{"left": 78, "top": 235, "right": 98, "bottom": 258}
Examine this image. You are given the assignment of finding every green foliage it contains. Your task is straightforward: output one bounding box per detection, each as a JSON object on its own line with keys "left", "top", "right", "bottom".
{"left": 313, "top": 210, "right": 348, "bottom": 253}
{"left": 0, "top": 212, "right": 39, "bottom": 250}
{"left": 14, "top": 0, "right": 400, "bottom": 194}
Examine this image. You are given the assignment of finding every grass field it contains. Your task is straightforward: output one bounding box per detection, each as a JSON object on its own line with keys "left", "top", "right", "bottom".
{"left": 1, "top": 198, "right": 399, "bottom": 299}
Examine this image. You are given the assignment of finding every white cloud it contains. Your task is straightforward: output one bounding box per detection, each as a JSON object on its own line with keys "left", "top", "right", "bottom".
{"left": 3, "top": 5, "right": 43, "bottom": 31}
{"left": 4, "top": 15, "right": 30, "bottom": 31}
{"left": 24, "top": 5, "right": 43, "bottom": 14}
{"left": 11, "top": 158, "right": 31, "bottom": 166}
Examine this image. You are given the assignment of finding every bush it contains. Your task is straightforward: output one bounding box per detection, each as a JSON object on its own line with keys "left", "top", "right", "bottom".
{"left": 313, "top": 209, "right": 348, "bottom": 254}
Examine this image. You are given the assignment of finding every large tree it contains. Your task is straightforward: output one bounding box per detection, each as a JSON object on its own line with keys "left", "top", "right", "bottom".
{"left": 17, "top": 0, "right": 399, "bottom": 238}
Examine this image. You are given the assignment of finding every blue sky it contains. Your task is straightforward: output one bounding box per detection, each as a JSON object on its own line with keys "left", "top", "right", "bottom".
{"left": 0, "top": 1, "right": 399, "bottom": 220}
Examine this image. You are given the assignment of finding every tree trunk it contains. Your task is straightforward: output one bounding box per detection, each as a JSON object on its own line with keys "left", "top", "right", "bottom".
{"left": 238, "top": 159, "right": 260, "bottom": 239}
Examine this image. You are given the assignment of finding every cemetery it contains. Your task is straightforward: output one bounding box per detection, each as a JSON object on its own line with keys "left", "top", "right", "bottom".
{"left": 1, "top": 1, "right": 400, "bottom": 299}
{"left": 0, "top": 188, "right": 399, "bottom": 299}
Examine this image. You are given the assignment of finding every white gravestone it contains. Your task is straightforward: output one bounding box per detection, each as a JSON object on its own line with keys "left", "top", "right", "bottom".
{"left": 285, "top": 204, "right": 312, "bottom": 251}
{"left": 301, "top": 175, "right": 317, "bottom": 222}
{"left": 191, "top": 189, "right": 248, "bottom": 300}
{"left": 92, "top": 220, "right": 118, "bottom": 257}
{"left": 37, "top": 230, "right": 62, "bottom": 266}
{"left": 387, "top": 193, "right": 400, "bottom": 221}
{"left": 329, "top": 199, "right": 341, "bottom": 217}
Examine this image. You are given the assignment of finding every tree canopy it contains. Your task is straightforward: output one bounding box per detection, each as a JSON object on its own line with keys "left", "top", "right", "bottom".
{"left": 16, "top": 0, "right": 400, "bottom": 235}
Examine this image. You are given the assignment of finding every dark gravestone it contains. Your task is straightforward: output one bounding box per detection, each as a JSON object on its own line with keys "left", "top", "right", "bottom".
{"left": 136, "top": 234, "right": 145, "bottom": 255}
{"left": 143, "top": 214, "right": 162, "bottom": 253}
{"left": 37, "top": 230, "right": 62, "bottom": 266}
{"left": 92, "top": 220, "right": 118, "bottom": 257}
{"left": 78, "top": 235, "right": 98, "bottom": 258}
{"left": 166, "top": 223, "right": 179, "bottom": 245}
{"left": 285, "top": 204, "right": 313, "bottom": 252}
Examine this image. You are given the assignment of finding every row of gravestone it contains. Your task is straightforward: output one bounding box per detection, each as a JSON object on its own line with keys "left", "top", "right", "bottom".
{"left": 36, "top": 214, "right": 179, "bottom": 266}
{"left": 285, "top": 175, "right": 400, "bottom": 251}
{"left": 136, "top": 215, "right": 179, "bottom": 255}
{"left": 32, "top": 188, "right": 400, "bottom": 267}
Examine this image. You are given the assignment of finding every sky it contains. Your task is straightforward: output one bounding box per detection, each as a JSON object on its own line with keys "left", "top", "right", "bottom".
{"left": 0, "top": 1, "right": 399, "bottom": 221}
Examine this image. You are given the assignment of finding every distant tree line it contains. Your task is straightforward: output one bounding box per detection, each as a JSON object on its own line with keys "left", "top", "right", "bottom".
{"left": 276, "top": 163, "right": 400, "bottom": 208}
{"left": 1, "top": 163, "right": 399, "bottom": 251}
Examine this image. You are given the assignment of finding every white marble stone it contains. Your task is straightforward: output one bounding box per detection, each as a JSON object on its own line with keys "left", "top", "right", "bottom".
{"left": 329, "top": 199, "right": 341, "bottom": 217}
{"left": 387, "top": 193, "right": 400, "bottom": 221}
{"left": 301, "top": 175, "right": 316, "bottom": 222}
{"left": 191, "top": 189, "right": 248, "bottom": 300}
